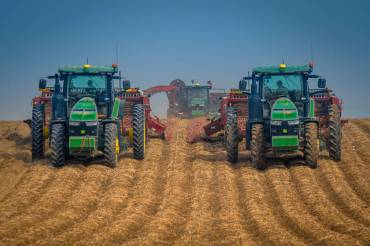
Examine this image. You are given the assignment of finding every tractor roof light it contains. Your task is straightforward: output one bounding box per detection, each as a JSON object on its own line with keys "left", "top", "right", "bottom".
{"left": 279, "top": 63, "right": 287, "bottom": 70}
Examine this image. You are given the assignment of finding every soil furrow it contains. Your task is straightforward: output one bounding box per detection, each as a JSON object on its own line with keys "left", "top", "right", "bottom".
{"left": 335, "top": 127, "right": 370, "bottom": 204}
{"left": 128, "top": 120, "right": 194, "bottom": 245}
{"left": 264, "top": 166, "right": 358, "bottom": 245}
{"left": 1, "top": 167, "right": 114, "bottom": 245}
{"left": 174, "top": 143, "right": 222, "bottom": 245}
{"left": 40, "top": 157, "right": 140, "bottom": 244}
{"left": 83, "top": 140, "right": 170, "bottom": 245}
{"left": 0, "top": 161, "right": 29, "bottom": 202}
{"left": 0, "top": 167, "right": 83, "bottom": 240}
{"left": 0, "top": 166, "right": 57, "bottom": 221}
{"left": 343, "top": 123, "right": 370, "bottom": 168}
{"left": 352, "top": 120, "right": 370, "bottom": 136}
{"left": 0, "top": 119, "right": 369, "bottom": 245}
{"left": 210, "top": 163, "right": 255, "bottom": 245}
{"left": 289, "top": 165, "right": 370, "bottom": 243}
{"left": 236, "top": 165, "right": 305, "bottom": 246}
{"left": 314, "top": 160, "right": 370, "bottom": 228}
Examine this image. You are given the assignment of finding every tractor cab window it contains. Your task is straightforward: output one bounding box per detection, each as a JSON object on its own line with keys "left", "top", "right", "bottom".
{"left": 68, "top": 74, "right": 109, "bottom": 116}
{"left": 262, "top": 74, "right": 303, "bottom": 102}
{"left": 261, "top": 74, "right": 304, "bottom": 117}
{"left": 188, "top": 87, "right": 208, "bottom": 99}
{"left": 68, "top": 75, "right": 107, "bottom": 97}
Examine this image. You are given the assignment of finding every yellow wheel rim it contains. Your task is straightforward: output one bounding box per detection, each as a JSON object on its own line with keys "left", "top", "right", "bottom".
{"left": 128, "top": 128, "right": 134, "bottom": 144}
{"left": 115, "top": 138, "right": 119, "bottom": 161}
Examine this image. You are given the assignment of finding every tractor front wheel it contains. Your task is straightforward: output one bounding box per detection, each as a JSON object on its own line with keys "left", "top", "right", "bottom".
{"left": 104, "top": 123, "right": 119, "bottom": 168}
{"left": 31, "top": 104, "right": 44, "bottom": 160}
{"left": 51, "top": 123, "right": 66, "bottom": 167}
{"left": 250, "top": 124, "right": 266, "bottom": 170}
{"left": 304, "top": 122, "right": 319, "bottom": 168}
{"left": 327, "top": 104, "right": 342, "bottom": 161}
{"left": 133, "top": 104, "right": 146, "bottom": 160}
{"left": 225, "top": 107, "right": 239, "bottom": 163}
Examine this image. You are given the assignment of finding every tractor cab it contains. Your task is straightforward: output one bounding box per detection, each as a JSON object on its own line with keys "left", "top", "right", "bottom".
{"left": 53, "top": 64, "right": 120, "bottom": 120}
{"left": 261, "top": 73, "right": 305, "bottom": 117}
{"left": 245, "top": 64, "right": 326, "bottom": 127}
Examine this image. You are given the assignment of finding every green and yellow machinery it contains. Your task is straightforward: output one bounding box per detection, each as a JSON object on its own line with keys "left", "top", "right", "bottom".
{"left": 31, "top": 64, "right": 165, "bottom": 167}
{"left": 225, "top": 63, "right": 342, "bottom": 169}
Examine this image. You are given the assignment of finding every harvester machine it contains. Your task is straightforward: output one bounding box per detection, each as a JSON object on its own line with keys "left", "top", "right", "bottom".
{"left": 31, "top": 64, "right": 167, "bottom": 168}
{"left": 143, "top": 79, "right": 224, "bottom": 118}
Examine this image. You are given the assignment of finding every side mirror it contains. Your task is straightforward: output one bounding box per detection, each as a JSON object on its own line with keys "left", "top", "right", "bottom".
{"left": 239, "top": 80, "right": 247, "bottom": 91}
{"left": 39, "top": 79, "right": 47, "bottom": 89}
{"left": 122, "top": 80, "right": 131, "bottom": 90}
{"left": 318, "top": 78, "right": 326, "bottom": 88}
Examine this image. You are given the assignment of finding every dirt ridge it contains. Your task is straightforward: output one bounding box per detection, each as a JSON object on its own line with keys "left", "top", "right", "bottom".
{"left": 0, "top": 119, "right": 369, "bottom": 245}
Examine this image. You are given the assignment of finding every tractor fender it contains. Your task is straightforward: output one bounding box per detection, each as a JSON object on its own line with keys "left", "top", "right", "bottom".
{"left": 102, "top": 119, "right": 120, "bottom": 125}
{"left": 51, "top": 119, "right": 67, "bottom": 125}
{"left": 302, "top": 118, "right": 319, "bottom": 124}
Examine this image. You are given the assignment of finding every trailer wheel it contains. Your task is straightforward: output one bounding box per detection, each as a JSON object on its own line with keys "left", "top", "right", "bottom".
{"left": 133, "top": 104, "right": 145, "bottom": 160}
{"left": 51, "top": 123, "right": 65, "bottom": 167}
{"left": 327, "top": 104, "right": 341, "bottom": 161}
{"left": 225, "top": 107, "right": 239, "bottom": 163}
{"left": 104, "top": 123, "right": 119, "bottom": 168}
{"left": 31, "top": 104, "right": 44, "bottom": 160}
{"left": 250, "top": 124, "right": 266, "bottom": 170}
{"left": 304, "top": 122, "right": 319, "bottom": 168}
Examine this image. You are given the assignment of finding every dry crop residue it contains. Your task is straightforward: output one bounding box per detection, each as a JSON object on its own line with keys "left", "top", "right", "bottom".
{"left": 0, "top": 119, "right": 369, "bottom": 245}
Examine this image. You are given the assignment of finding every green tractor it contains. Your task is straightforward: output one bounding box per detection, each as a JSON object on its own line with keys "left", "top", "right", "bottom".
{"left": 31, "top": 64, "right": 146, "bottom": 167}
{"left": 233, "top": 63, "right": 328, "bottom": 169}
{"left": 184, "top": 83, "right": 211, "bottom": 118}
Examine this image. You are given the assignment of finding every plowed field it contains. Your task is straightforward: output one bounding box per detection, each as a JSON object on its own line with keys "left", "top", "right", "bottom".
{"left": 0, "top": 119, "right": 369, "bottom": 245}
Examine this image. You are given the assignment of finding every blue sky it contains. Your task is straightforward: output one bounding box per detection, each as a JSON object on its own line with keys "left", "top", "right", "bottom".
{"left": 0, "top": 0, "right": 369, "bottom": 119}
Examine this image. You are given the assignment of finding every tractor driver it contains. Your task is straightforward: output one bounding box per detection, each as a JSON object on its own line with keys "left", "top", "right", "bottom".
{"left": 87, "top": 79, "right": 94, "bottom": 89}
{"left": 275, "top": 80, "right": 288, "bottom": 97}
{"left": 86, "top": 79, "right": 97, "bottom": 95}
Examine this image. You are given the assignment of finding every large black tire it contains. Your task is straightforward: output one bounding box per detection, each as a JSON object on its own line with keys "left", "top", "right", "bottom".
{"left": 133, "top": 104, "right": 145, "bottom": 160}
{"left": 225, "top": 107, "right": 239, "bottom": 163}
{"left": 327, "top": 104, "right": 342, "bottom": 161}
{"left": 304, "top": 122, "right": 319, "bottom": 168}
{"left": 31, "top": 104, "right": 44, "bottom": 160}
{"left": 104, "top": 123, "right": 119, "bottom": 168}
{"left": 250, "top": 124, "right": 266, "bottom": 170}
{"left": 51, "top": 123, "right": 65, "bottom": 167}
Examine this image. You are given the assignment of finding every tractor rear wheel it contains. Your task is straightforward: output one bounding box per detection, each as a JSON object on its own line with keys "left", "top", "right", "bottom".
{"left": 31, "top": 104, "right": 44, "bottom": 160}
{"left": 304, "top": 122, "right": 319, "bottom": 168}
{"left": 133, "top": 104, "right": 145, "bottom": 160}
{"left": 327, "top": 104, "right": 341, "bottom": 161}
{"left": 104, "top": 123, "right": 119, "bottom": 168}
{"left": 225, "top": 107, "right": 239, "bottom": 163}
{"left": 51, "top": 123, "right": 65, "bottom": 167}
{"left": 250, "top": 124, "right": 266, "bottom": 170}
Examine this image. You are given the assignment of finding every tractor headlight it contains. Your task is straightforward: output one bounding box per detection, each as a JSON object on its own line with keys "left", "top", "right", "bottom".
{"left": 288, "top": 120, "right": 300, "bottom": 125}
{"left": 85, "top": 121, "right": 98, "bottom": 126}
{"left": 69, "top": 121, "right": 80, "bottom": 126}
{"left": 270, "top": 120, "right": 282, "bottom": 126}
